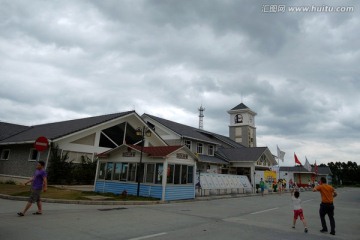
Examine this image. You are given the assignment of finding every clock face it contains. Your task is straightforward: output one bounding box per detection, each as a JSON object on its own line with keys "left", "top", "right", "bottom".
{"left": 235, "top": 114, "right": 243, "bottom": 123}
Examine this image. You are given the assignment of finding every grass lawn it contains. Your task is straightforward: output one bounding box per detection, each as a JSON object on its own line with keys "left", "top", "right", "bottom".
{"left": 0, "top": 183, "right": 159, "bottom": 201}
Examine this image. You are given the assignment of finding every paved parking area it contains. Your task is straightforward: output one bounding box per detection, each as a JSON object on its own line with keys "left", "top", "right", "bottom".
{"left": 0, "top": 187, "right": 358, "bottom": 240}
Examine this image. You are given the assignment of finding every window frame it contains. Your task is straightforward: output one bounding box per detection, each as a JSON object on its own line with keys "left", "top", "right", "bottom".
{"left": 0, "top": 149, "right": 10, "bottom": 160}
{"left": 167, "top": 164, "right": 175, "bottom": 184}
{"left": 185, "top": 140, "right": 192, "bottom": 150}
{"left": 145, "top": 163, "right": 155, "bottom": 183}
{"left": 196, "top": 143, "right": 203, "bottom": 154}
{"left": 208, "top": 145, "right": 214, "bottom": 156}
{"left": 28, "top": 148, "right": 39, "bottom": 162}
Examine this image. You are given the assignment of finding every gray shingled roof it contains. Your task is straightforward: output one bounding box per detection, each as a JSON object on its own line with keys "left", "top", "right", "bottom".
{"left": 231, "top": 103, "right": 249, "bottom": 110}
{"left": 217, "top": 147, "right": 268, "bottom": 162}
{"left": 0, "top": 122, "right": 30, "bottom": 141}
{"left": 0, "top": 111, "right": 134, "bottom": 144}
{"left": 144, "top": 114, "right": 219, "bottom": 144}
{"left": 144, "top": 114, "right": 246, "bottom": 148}
{"left": 197, "top": 154, "right": 229, "bottom": 165}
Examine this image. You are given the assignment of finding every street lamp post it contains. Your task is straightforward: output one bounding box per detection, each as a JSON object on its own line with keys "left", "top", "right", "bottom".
{"left": 136, "top": 127, "right": 151, "bottom": 197}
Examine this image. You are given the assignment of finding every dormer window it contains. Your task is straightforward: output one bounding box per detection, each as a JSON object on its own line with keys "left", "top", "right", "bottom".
{"left": 208, "top": 145, "right": 214, "bottom": 156}
{"left": 197, "top": 143, "right": 203, "bottom": 154}
{"left": 185, "top": 140, "right": 191, "bottom": 150}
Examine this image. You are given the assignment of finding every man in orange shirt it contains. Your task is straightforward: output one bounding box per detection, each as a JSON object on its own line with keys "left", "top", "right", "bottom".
{"left": 313, "top": 177, "right": 337, "bottom": 235}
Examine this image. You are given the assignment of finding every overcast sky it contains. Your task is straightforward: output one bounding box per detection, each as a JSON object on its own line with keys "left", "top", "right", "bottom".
{"left": 1, "top": 0, "right": 359, "bottom": 166}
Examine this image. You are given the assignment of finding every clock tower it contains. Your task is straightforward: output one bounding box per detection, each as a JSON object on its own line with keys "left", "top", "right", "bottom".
{"left": 228, "top": 103, "right": 257, "bottom": 147}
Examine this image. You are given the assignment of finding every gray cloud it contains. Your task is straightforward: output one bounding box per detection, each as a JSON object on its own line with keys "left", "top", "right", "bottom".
{"left": 1, "top": 0, "right": 359, "bottom": 165}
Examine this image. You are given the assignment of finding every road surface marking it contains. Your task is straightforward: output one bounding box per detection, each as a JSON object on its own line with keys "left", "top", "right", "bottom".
{"left": 250, "top": 207, "right": 279, "bottom": 215}
{"left": 128, "top": 232, "right": 167, "bottom": 240}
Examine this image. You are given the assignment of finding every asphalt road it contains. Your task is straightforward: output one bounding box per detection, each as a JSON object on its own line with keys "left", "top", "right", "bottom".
{"left": 0, "top": 188, "right": 359, "bottom": 240}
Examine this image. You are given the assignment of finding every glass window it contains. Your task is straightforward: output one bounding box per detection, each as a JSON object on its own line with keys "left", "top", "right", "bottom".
{"left": 138, "top": 163, "right": 144, "bottom": 183}
{"left": 167, "top": 164, "right": 174, "bottom": 184}
{"left": 127, "top": 163, "right": 137, "bottom": 182}
{"left": 145, "top": 164, "right": 155, "bottom": 183}
{"left": 113, "top": 163, "right": 122, "bottom": 180}
{"left": 174, "top": 165, "right": 181, "bottom": 184}
{"left": 98, "top": 162, "right": 106, "bottom": 179}
{"left": 0, "top": 149, "right": 10, "bottom": 160}
{"left": 187, "top": 166, "right": 194, "bottom": 184}
{"left": 29, "top": 149, "right": 39, "bottom": 161}
{"left": 185, "top": 140, "right": 191, "bottom": 150}
{"left": 208, "top": 145, "right": 214, "bottom": 156}
{"left": 181, "top": 165, "right": 188, "bottom": 184}
{"left": 120, "top": 163, "right": 128, "bottom": 181}
{"left": 155, "top": 163, "right": 163, "bottom": 184}
{"left": 197, "top": 143, "right": 203, "bottom": 154}
{"left": 105, "top": 162, "right": 114, "bottom": 180}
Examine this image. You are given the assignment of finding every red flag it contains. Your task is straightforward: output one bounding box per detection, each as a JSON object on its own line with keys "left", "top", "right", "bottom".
{"left": 294, "top": 153, "right": 302, "bottom": 165}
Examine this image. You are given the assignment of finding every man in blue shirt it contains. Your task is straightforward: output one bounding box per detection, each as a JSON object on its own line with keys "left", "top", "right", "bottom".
{"left": 18, "top": 161, "right": 47, "bottom": 216}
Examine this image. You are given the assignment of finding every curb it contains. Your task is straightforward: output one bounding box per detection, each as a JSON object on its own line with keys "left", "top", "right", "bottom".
{"left": 0, "top": 194, "right": 163, "bottom": 205}
{"left": 0, "top": 190, "right": 297, "bottom": 205}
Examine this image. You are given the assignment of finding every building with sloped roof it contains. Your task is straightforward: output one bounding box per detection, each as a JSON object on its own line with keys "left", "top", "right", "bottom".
{"left": 96, "top": 144, "right": 197, "bottom": 201}
{"left": 0, "top": 111, "right": 167, "bottom": 179}
{"left": 279, "top": 166, "right": 333, "bottom": 187}
{"left": 142, "top": 103, "right": 277, "bottom": 189}
{"left": 1, "top": 103, "right": 278, "bottom": 199}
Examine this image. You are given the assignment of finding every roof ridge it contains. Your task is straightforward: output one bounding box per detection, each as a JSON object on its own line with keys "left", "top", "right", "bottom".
{"left": 32, "top": 111, "right": 135, "bottom": 127}
{"left": 144, "top": 113, "right": 198, "bottom": 130}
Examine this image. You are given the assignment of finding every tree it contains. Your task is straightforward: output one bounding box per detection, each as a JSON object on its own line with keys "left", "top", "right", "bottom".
{"left": 328, "top": 161, "right": 360, "bottom": 185}
{"left": 73, "top": 155, "right": 97, "bottom": 184}
{"left": 47, "top": 145, "right": 73, "bottom": 184}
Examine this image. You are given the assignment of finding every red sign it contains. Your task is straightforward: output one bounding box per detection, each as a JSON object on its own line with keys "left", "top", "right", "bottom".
{"left": 34, "top": 136, "right": 49, "bottom": 152}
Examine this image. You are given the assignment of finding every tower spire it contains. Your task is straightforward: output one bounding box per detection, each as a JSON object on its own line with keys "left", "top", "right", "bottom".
{"left": 198, "top": 105, "right": 205, "bottom": 129}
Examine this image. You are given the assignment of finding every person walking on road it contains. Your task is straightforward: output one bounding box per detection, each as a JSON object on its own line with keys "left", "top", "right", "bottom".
{"left": 259, "top": 178, "right": 265, "bottom": 196}
{"left": 313, "top": 177, "right": 337, "bottom": 235}
{"left": 291, "top": 189, "right": 308, "bottom": 233}
{"left": 17, "top": 161, "right": 47, "bottom": 216}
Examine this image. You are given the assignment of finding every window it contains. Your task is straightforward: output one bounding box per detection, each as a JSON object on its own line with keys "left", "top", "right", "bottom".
{"left": 167, "top": 164, "right": 174, "bottom": 184}
{"left": 120, "top": 163, "right": 128, "bottom": 181}
{"left": 29, "top": 149, "right": 39, "bottom": 161}
{"left": 174, "top": 165, "right": 181, "bottom": 184}
{"left": 98, "top": 162, "right": 106, "bottom": 179}
{"left": 185, "top": 140, "right": 191, "bottom": 150}
{"left": 197, "top": 143, "right": 203, "bottom": 154}
{"left": 166, "top": 164, "right": 194, "bottom": 184}
{"left": 181, "top": 165, "right": 187, "bottom": 184}
{"left": 113, "top": 163, "right": 122, "bottom": 180}
{"left": 155, "top": 163, "right": 163, "bottom": 184}
{"left": 208, "top": 145, "right": 214, "bottom": 156}
{"left": 145, "top": 164, "right": 155, "bottom": 183}
{"left": 0, "top": 149, "right": 10, "bottom": 160}
{"left": 138, "top": 163, "right": 144, "bottom": 183}
{"left": 127, "top": 163, "right": 137, "bottom": 182}
{"left": 187, "top": 166, "right": 194, "bottom": 184}
{"left": 105, "top": 162, "right": 114, "bottom": 180}
{"left": 63, "top": 151, "right": 93, "bottom": 163}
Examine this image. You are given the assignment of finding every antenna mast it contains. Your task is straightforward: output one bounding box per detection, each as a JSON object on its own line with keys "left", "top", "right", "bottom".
{"left": 198, "top": 105, "right": 205, "bottom": 129}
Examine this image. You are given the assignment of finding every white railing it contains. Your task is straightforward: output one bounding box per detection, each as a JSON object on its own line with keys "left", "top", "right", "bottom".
{"left": 195, "top": 173, "right": 252, "bottom": 196}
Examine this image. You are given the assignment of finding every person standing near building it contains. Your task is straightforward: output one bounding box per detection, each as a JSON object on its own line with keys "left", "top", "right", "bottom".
{"left": 259, "top": 178, "right": 265, "bottom": 196}
{"left": 313, "top": 177, "right": 337, "bottom": 235}
{"left": 17, "top": 161, "right": 47, "bottom": 216}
